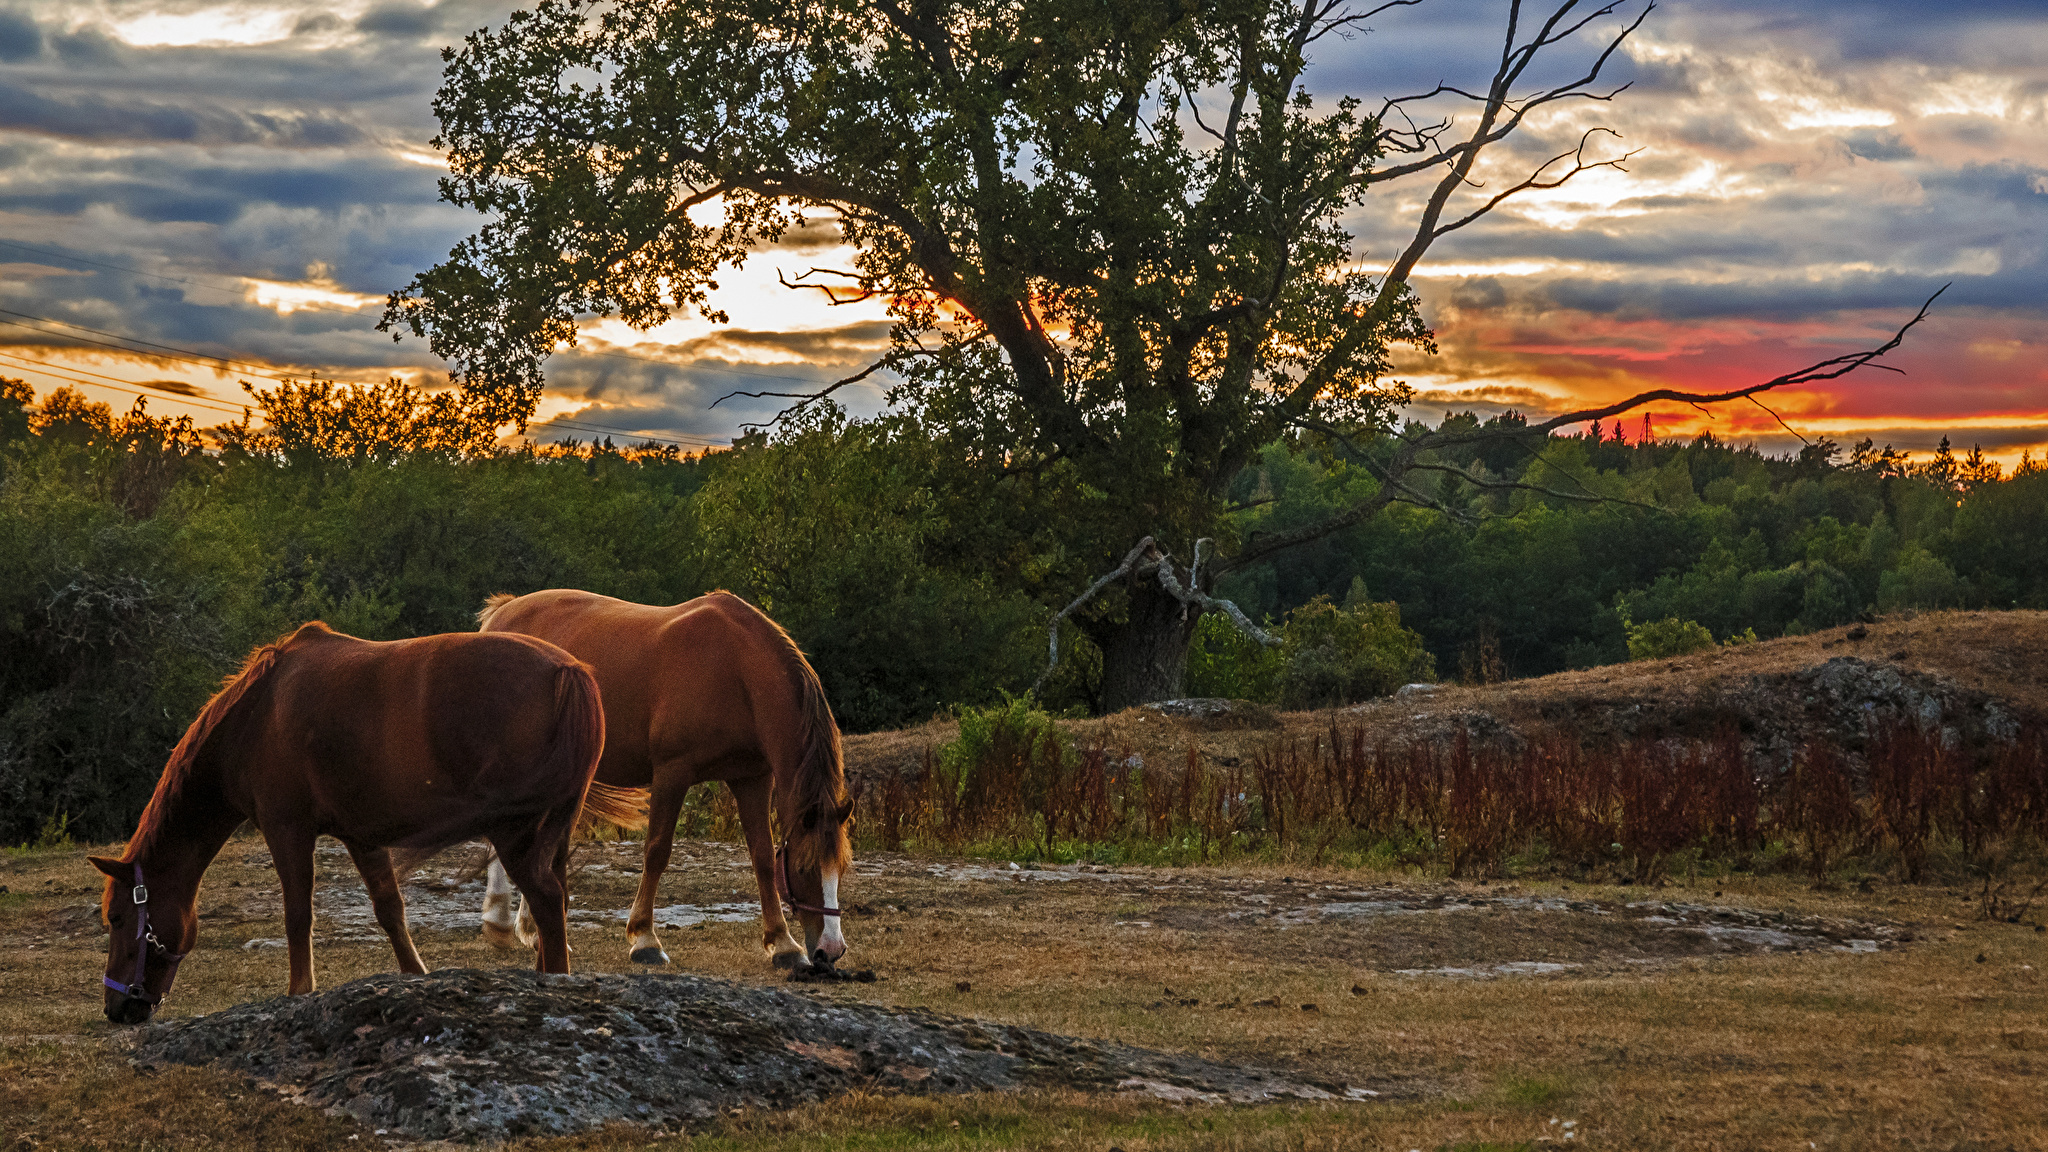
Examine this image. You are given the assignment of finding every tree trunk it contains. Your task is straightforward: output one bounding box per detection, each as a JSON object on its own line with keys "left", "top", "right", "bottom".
{"left": 1095, "top": 578, "right": 1202, "bottom": 713}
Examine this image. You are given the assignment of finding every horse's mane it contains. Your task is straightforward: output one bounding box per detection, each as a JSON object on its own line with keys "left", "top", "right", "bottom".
{"left": 713, "top": 591, "right": 850, "bottom": 875}
{"left": 125, "top": 623, "right": 324, "bottom": 861}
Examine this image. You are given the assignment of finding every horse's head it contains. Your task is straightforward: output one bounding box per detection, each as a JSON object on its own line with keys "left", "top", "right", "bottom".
{"left": 782, "top": 799, "right": 855, "bottom": 967}
{"left": 90, "top": 855, "right": 192, "bottom": 1025}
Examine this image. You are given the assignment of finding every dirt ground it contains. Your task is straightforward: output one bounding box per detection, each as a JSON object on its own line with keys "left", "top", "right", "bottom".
{"left": 3, "top": 831, "right": 2044, "bottom": 1150}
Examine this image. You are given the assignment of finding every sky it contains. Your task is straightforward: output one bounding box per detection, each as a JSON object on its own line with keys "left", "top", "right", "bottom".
{"left": 0, "top": 0, "right": 2042, "bottom": 465}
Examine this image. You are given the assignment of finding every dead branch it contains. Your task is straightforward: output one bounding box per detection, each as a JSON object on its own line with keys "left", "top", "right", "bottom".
{"left": 710, "top": 350, "right": 925, "bottom": 429}
{"left": 1222, "top": 287, "right": 1945, "bottom": 577}
{"left": 1030, "top": 537, "right": 1154, "bottom": 698}
{"left": 1153, "top": 551, "right": 1280, "bottom": 648}
{"left": 776, "top": 267, "right": 886, "bottom": 305}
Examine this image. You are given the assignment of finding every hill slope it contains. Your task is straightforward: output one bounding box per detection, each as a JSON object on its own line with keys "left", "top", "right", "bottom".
{"left": 845, "top": 610, "right": 2048, "bottom": 779}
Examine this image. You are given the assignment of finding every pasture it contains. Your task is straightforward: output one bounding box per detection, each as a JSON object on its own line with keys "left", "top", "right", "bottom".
{"left": 3, "top": 833, "right": 2043, "bottom": 1150}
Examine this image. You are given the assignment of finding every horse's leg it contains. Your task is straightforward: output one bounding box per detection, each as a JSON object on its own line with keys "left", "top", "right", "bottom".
{"left": 265, "top": 826, "right": 319, "bottom": 995}
{"left": 731, "top": 774, "right": 805, "bottom": 970}
{"left": 344, "top": 842, "right": 427, "bottom": 975}
{"left": 624, "top": 778, "right": 689, "bottom": 965}
{"left": 494, "top": 828, "right": 572, "bottom": 974}
{"left": 480, "top": 853, "right": 531, "bottom": 950}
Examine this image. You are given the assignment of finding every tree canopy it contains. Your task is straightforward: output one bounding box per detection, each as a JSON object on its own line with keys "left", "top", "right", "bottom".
{"left": 387, "top": 0, "right": 1943, "bottom": 706}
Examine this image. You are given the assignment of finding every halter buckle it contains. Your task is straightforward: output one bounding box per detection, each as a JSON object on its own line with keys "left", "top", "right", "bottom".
{"left": 132, "top": 884, "right": 148, "bottom": 905}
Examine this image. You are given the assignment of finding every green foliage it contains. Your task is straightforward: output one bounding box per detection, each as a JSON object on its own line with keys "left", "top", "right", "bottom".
{"left": 693, "top": 408, "right": 1044, "bottom": 731}
{"left": 1224, "top": 425, "right": 2045, "bottom": 678}
{"left": 1276, "top": 589, "right": 1435, "bottom": 708}
{"left": 1624, "top": 616, "right": 1715, "bottom": 661}
{"left": 1185, "top": 612, "right": 1281, "bottom": 701}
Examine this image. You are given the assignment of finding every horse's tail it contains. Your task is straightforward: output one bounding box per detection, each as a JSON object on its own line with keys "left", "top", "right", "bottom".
{"left": 578, "top": 781, "right": 650, "bottom": 838}
{"left": 541, "top": 661, "right": 646, "bottom": 837}
{"left": 477, "top": 592, "right": 519, "bottom": 630}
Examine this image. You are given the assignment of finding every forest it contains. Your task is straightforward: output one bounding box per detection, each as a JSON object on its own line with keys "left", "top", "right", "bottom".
{"left": 3, "top": 373, "right": 2044, "bottom": 846}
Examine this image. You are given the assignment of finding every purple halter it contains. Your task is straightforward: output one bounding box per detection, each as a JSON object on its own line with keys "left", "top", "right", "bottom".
{"left": 104, "top": 861, "right": 187, "bottom": 1007}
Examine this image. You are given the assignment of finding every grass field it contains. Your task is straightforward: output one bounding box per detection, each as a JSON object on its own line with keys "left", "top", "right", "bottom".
{"left": 3, "top": 831, "right": 2043, "bottom": 1151}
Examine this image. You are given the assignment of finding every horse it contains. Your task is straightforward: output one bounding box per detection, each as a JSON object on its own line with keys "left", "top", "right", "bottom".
{"left": 475, "top": 589, "right": 853, "bottom": 971}
{"left": 89, "top": 621, "right": 645, "bottom": 1024}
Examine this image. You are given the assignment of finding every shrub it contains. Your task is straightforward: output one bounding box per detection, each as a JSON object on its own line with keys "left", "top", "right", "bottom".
{"left": 1184, "top": 611, "right": 1281, "bottom": 701}
{"left": 1276, "top": 594, "right": 1435, "bottom": 709}
{"left": 1624, "top": 615, "right": 1715, "bottom": 660}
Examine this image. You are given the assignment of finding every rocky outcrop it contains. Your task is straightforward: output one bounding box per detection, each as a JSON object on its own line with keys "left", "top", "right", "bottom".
{"left": 130, "top": 968, "right": 1372, "bottom": 1142}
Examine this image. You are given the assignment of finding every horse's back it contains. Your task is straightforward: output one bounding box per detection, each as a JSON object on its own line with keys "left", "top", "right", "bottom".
{"left": 250, "top": 628, "right": 598, "bottom": 847}
{"left": 479, "top": 591, "right": 778, "bottom": 782}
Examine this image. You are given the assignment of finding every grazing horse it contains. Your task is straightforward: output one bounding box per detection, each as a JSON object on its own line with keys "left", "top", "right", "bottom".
{"left": 90, "top": 621, "right": 644, "bottom": 1024}
{"left": 476, "top": 589, "right": 853, "bottom": 970}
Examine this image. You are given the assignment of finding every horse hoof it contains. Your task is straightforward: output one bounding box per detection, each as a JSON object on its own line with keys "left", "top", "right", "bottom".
{"left": 630, "top": 947, "right": 670, "bottom": 966}
{"left": 771, "top": 950, "right": 810, "bottom": 971}
{"left": 481, "top": 922, "right": 524, "bottom": 951}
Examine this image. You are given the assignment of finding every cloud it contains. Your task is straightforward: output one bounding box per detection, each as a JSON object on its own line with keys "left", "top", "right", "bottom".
{"left": 0, "top": 0, "right": 2041, "bottom": 453}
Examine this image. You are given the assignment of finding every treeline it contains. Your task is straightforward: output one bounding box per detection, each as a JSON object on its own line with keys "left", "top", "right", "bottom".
{"left": 3, "top": 377, "right": 2044, "bottom": 844}
{"left": 1209, "top": 413, "right": 2048, "bottom": 684}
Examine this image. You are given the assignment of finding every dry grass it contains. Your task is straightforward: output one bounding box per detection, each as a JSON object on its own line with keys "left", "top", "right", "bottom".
{"left": 6, "top": 610, "right": 2047, "bottom": 1150}
{"left": 4, "top": 831, "right": 2046, "bottom": 1151}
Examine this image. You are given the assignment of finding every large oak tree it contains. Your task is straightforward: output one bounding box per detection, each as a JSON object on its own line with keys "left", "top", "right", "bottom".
{"left": 389, "top": 0, "right": 1929, "bottom": 709}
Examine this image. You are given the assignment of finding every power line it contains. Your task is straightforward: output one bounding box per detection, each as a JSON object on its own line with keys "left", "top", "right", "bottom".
{"left": 0, "top": 356, "right": 251, "bottom": 416}
{"left": 0, "top": 307, "right": 311, "bottom": 382}
{"left": 0, "top": 351, "right": 250, "bottom": 412}
{"left": 0, "top": 304, "right": 751, "bottom": 449}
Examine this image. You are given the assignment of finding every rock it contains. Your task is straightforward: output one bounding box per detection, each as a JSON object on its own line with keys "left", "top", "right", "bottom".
{"left": 1141, "top": 698, "right": 1238, "bottom": 719}
{"left": 130, "top": 969, "right": 1356, "bottom": 1141}
{"left": 1394, "top": 683, "right": 1439, "bottom": 697}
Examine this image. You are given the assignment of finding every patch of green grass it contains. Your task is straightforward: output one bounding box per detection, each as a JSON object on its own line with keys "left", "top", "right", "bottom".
{"left": 1497, "top": 1076, "right": 1573, "bottom": 1109}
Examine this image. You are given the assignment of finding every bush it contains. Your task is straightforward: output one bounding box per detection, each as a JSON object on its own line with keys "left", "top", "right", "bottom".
{"left": 1624, "top": 616, "right": 1715, "bottom": 660}
{"left": 936, "top": 695, "right": 1075, "bottom": 851}
{"left": 1185, "top": 611, "right": 1281, "bottom": 701}
{"left": 1276, "top": 593, "right": 1435, "bottom": 709}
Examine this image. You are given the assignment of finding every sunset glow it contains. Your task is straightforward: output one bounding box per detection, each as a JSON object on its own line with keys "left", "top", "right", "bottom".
{"left": 0, "top": 1, "right": 2039, "bottom": 463}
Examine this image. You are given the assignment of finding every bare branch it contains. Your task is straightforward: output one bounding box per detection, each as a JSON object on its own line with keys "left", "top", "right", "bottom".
{"left": 1031, "top": 537, "right": 1155, "bottom": 697}
{"left": 710, "top": 350, "right": 921, "bottom": 427}
{"left": 1427, "top": 129, "right": 1639, "bottom": 240}
{"left": 776, "top": 267, "right": 885, "bottom": 305}
{"left": 1747, "top": 394, "right": 1810, "bottom": 446}
{"left": 1218, "top": 288, "right": 1943, "bottom": 577}
{"left": 1430, "top": 286, "right": 1949, "bottom": 449}
{"left": 1153, "top": 549, "right": 1280, "bottom": 647}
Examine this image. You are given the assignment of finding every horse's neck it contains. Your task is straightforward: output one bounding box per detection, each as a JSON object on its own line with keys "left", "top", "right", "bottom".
{"left": 134, "top": 758, "right": 244, "bottom": 908}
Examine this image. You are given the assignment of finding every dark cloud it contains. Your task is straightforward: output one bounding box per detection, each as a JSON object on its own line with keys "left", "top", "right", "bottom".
{"left": 356, "top": 3, "right": 442, "bottom": 38}
{"left": 0, "top": 80, "right": 365, "bottom": 146}
{"left": 0, "top": 8, "right": 40, "bottom": 61}
{"left": 1842, "top": 129, "right": 1914, "bottom": 162}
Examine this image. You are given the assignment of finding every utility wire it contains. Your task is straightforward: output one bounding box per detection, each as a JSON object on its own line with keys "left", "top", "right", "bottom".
{"left": 0, "top": 305, "right": 767, "bottom": 449}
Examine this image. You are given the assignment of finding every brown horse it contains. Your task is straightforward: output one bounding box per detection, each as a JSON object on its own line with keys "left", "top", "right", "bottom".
{"left": 476, "top": 589, "right": 853, "bottom": 970}
{"left": 90, "top": 621, "right": 644, "bottom": 1024}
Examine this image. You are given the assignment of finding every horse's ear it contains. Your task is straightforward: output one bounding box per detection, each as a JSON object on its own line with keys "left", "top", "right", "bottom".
{"left": 88, "top": 856, "right": 126, "bottom": 879}
{"left": 831, "top": 799, "right": 854, "bottom": 826}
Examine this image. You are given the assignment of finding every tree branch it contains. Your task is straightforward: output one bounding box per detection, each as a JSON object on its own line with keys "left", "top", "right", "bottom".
{"left": 1153, "top": 546, "right": 1280, "bottom": 647}
{"left": 709, "top": 350, "right": 922, "bottom": 427}
{"left": 1030, "top": 537, "right": 1154, "bottom": 698}
{"left": 1216, "top": 288, "right": 1944, "bottom": 577}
